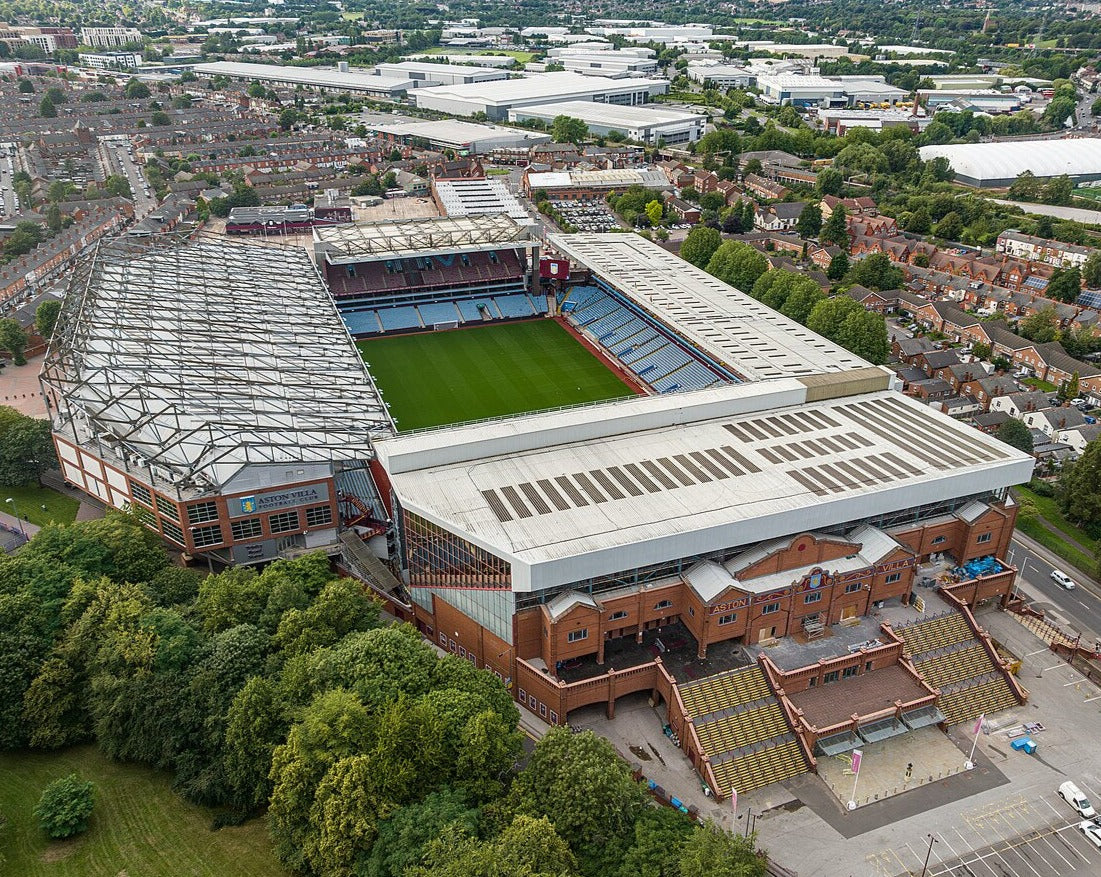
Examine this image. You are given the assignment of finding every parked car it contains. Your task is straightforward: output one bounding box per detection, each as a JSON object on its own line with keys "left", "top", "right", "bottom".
{"left": 1051, "top": 570, "right": 1077, "bottom": 590}
{"left": 1060, "top": 781, "right": 1096, "bottom": 817}
{"left": 1080, "top": 819, "right": 1101, "bottom": 849}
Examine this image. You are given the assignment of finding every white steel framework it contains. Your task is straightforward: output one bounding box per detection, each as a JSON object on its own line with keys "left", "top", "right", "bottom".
{"left": 314, "top": 214, "right": 534, "bottom": 264}
{"left": 42, "top": 234, "right": 392, "bottom": 491}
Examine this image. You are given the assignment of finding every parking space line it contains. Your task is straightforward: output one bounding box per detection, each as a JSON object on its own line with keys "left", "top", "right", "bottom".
{"left": 1039, "top": 830, "right": 1079, "bottom": 870}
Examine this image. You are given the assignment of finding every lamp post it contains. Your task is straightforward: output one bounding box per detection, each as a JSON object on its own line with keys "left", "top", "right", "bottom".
{"left": 920, "top": 833, "right": 939, "bottom": 877}
{"left": 5, "top": 497, "right": 26, "bottom": 538}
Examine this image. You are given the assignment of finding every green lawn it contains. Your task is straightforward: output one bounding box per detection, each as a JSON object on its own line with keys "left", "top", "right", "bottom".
{"left": 1014, "top": 483, "right": 1098, "bottom": 578}
{"left": 0, "top": 746, "right": 287, "bottom": 877}
{"left": 358, "top": 320, "right": 634, "bottom": 431}
{"left": 1022, "top": 377, "right": 1058, "bottom": 393}
{"left": 420, "top": 47, "right": 536, "bottom": 63}
{"left": 0, "top": 484, "right": 80, "bottom": 527}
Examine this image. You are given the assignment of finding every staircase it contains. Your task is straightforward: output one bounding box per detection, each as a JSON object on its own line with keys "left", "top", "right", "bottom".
{"left": 679, "top": 666, "right": 808, "bottom": 795}
{"left": 338, "top": 531, "right": 410, "bottom": 610}
{"left": 896, "top": 610, "right": 1021, "bottom": 727}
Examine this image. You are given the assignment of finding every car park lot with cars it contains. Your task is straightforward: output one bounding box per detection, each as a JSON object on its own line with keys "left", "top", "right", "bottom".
{"left": 550, "top": 198, "right": 622, "bottom": 232}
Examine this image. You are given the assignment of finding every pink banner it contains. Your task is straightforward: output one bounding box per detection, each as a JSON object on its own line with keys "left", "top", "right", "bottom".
{"left": 973, "top": 713, "right": 985, "bottom": 736}
{"left": 851, "top": 749, "right": 862, "bottom": 774}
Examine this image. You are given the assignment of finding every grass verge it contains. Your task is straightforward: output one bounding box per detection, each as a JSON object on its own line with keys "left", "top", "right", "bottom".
{"left": 0, "top": 746, "right": 286, "bottom": 877}
{"left": 1016, "top": 518, "right": 1096, "bottom": 578}
{"left": 0, "top": 484, "right": 80, "bottom": 527}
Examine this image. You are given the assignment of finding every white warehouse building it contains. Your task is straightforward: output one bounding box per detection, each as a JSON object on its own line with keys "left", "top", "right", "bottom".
{"left": 918, "top": 139, "right": 1101, "bottom": 188}
{"left": 508, "top": 100, "right": 706, "bottom": 145}
{"left": 413, "top": 72, "right": 668, "bottom": 121}
{"left": 372, "top": 61, "right": 507, "bottom": 87}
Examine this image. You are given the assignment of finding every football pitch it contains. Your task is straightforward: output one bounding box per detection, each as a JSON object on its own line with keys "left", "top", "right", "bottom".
{"left": 358, "top": 319, "right": 635, "bottom": 431}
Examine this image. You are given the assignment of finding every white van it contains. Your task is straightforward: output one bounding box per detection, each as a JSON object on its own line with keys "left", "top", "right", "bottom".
{"left": 1051, "top": 570, "right": 1077, "bottom": 590}
{"left": 1059, "top": 781, "right": 1096, "bottom": 818}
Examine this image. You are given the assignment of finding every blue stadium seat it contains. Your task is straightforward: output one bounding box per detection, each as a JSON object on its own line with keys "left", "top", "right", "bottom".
{"left": 495, "top": 294, "right": 536, "bottom": 319}
{"left": 341, "top": 310, "right": 383, "bottom": 336}
{"left": 456, "top": 299, "right": 485, "bottom": 322}
{"left": 377, "top": 306, "right": 422, "bottom": 332}
{"left": 418, "top": 301, "right": 461, "bottom": 326}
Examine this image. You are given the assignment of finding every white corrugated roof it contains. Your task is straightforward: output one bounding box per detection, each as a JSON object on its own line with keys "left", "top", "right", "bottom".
{"left": 919, "top": 139, "right": 1101, "bottom": 183}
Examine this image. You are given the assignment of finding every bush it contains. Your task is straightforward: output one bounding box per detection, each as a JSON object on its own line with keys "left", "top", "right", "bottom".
{"left": 34, "top": 774, "right": 95, "bottom": 839}
{"left": 1028, "top": 479, "right": 1056, "bottom": 498}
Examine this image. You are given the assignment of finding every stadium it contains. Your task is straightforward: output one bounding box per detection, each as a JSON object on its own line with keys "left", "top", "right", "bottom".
{"left": 47, "top": 224, "right": 1035, "bottom": 801}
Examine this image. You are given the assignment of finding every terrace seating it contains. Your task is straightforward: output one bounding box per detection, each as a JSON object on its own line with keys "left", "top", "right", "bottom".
{"left": 695, "top": 702, "right": 789, "bottom": 754}
{"left": 528, "top": 294, "right": 548, "bottom": 315}
{"left": 938, "top": 675, "right": 1019, "bottom": 727}
{"left": 456, "top": 299, "right": 488, "bottom": 323}
{"left": 680, "top": 666, "right": 773, "bottom": 721}
{"left": 377, "top": 306, "right": 422, "bottom": 333}
{"left": 340, "top": 309, "right": 384, "bottom": 335}
{"left": 895, "top": 612, "right": 972, "bottom": 660}
{"left": 915, "top": 643, "right": 993, "bottom": 689}
{"left": 417, "top": 301, "right": 461, "bottom": 326}
{"left": 495, "top": 294, "right": 536, "bottom": 319}
{"left": 711, "top": 738, "right": 808, "bottom": 796}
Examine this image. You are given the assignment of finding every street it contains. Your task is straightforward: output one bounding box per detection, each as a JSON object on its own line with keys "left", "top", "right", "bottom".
{"left": 96, "top": 136, "right": 157, "bottom": 216}
{"left": 1007, "top": 538, "right": 1101, "bottom": 646}
{"left": 0, "top": 141, "right": 19, "bottom": 217}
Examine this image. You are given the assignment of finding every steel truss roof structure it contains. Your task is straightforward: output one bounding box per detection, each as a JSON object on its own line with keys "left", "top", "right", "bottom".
{"left": 42, "top": 234, "right": 393, "bottom": 491}
{"left": 314, "top": 214, "right": 534, "bottom": 264}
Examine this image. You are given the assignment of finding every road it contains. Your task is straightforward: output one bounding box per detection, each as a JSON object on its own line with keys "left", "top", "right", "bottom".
{"left": 1007, "top": 538, "right": 1101, "bottom": 647}
{"left": 97, "top": 137, "right": 157, "bottom": 216}
{"left": 0, "top": 141, "right": 19, "bottom": 217}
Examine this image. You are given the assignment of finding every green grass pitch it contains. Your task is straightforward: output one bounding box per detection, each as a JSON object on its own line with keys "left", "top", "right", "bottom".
{"left": 358, "top": 320, "right": 635, "bottom": 431}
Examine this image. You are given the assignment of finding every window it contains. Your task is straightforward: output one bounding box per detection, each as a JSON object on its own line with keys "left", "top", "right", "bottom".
{"left": 187, "top": 501, "right": 219, "bottom": 525}
{"left": 458, "top": 646, "right": 467, "bottom": 658}
{"left": 688, "top": 606, "right": 695, "bottom": 616}
{"left": 160, "top": 519, "right": 185, "bottom": 545}
{"left": 231, "top": 517, "right": 262, "bottom": 541}
{"left": 568, "top": 629, "right": 588, "bottom": 643}
{"left": 977, "top": 532, "right": 992, "bottom": 544}
{"left": 191, "top": 524, "right": 223, "bottom": 547}
{"left": 518, "top": 689, "right": 527, "bottom": 705}
{"left": 129, "top": 481, "right": 152, "bottom": 506}
{"left": 655, "top": 599, "right": 673, "bottom": 610}
{"left": 842, "top": 665, "right": 858, "bottom": 679}
{"left": 550, "top": 710, "right": 558, "bottom": 724}
{"left": 154, "top": 494, "right": 179, "bottom": 521}
{"left": 439, "top": 632, "right": 447, "bottom": 646}
{"left": 134, "top": 505, "right": 156, "bottom": 528}
{"left": 609, "top": 610, "right": 628, "bottom": 621}
{"left": 468, "top": 653, "right": 477, "bottom": 666}
{"left": 808, "top": 677, "right": 817, "bottom": 687}
{"left": 269, "top": 509, "right": 300, "bottom": 533}
{"left": 718, "top": 612, "right": 737, "bottom": 626}
{"left": 865, "top": 661, "right": 873, "bottom": 671}
{"left": 823, "top": 670, "right": 840, "bottom": 684}
{"left": 804, "top": 592, "right": 822, "bottom": 604}
{"left": 884, "top": 572, "right": 902, "bottom": 584}
{"left": 932, "top": 535, "right": 947, "bottom": 545}
{"left": 539, "top": 703, "right": 547, "bottom": 718}
{"left": 762, "top": 602, "right": 780, "bottom": 615}
{"left": 305, "top": 504, "right": 333, "bottom": 527}
{"left": 845, "top": 582, "right": 862, "bottom": 594}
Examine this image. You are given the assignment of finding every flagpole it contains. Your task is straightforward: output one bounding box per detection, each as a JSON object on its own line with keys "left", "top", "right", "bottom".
{"left": 966, "top": 713, "right": 984, "bottom": 770}
{"left": 848, "top": 749, "right": 862, "bottom": 810}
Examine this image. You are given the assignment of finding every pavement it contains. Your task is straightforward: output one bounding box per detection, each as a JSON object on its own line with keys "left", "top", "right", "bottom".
{"left": 0, "top": 354, "right": 47, "bottom": 417}
{"left": 1008, "top": 534, "right": 1101, "bottom": 647}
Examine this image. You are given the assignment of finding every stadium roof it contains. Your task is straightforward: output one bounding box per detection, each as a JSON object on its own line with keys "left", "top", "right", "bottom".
{"left": 432, "top": 179, "right": 531, "bottom": 221}
{"left": 377, "top": 381, "right": 1033, "bottom": 591}
{"left": 548, "top": 233, "right": 869, "bottom": 381}
{"left": 919, "top": 139, "right": 1101, "bottom": 186}
{"left": 313, "top": 215, "right": 535, "bottom": 263}
{"left": 42, "top": 235, "right": 391, "bottom": 492}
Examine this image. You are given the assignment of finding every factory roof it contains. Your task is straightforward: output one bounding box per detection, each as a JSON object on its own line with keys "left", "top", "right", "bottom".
{"left": 919, "top": 138, "right": 1101, "bottom": 183}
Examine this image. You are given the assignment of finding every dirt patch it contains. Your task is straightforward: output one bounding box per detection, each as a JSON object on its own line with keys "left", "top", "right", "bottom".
{"left": 41, "top": 837, "right": 83, "bottom": 863}
{"left": 629, "top": 744, "right": 652, "bottom": 761}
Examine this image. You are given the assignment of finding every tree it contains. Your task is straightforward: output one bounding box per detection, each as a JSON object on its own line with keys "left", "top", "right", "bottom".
{"left": 704, "top": 241, "right": 769, "bottom": 293}
{"left": 699, "top": 192, "right": 726, "bottom": 212}
{"left": 933, "top": 211, "right": 963, "bottom": 241}
{"left": 0, "top": 409, "right": 57, "bottom": 485}
{"left": 507, "top": 728, "right": 646, "bottom": 857}
{"left": 0, "top": 319, "right": 27, "bottom": 366}
{"left": 223, "top": 676, "right": 287, "bottom": 812}
{"left": 820, "top": 205, "right": 849, "bottom": 247}
{"left": 1059, "top": 372, "right": 1081, "bottom": 403}
{"left": 827, "top": 250, "right": 849, "bottom": 282}
{"left": 815, "top": 166, "right": 843, "bottom": 196}
{"left": 1047, "top": 267, "right": 1083, "bottom": 304}
{"left": 34, "top": 774, "right": 95, "bottom": 839}
{"left": 677, "top": 823, "right": 767, "bottom": 877}
{"left": 1043, "top": 96, "right": 1076, "bottom": 127}
{"left": 796, "top": 202, "right": 822, "bottom": 239}
{"left": 1059, "top": 439, "right": 1101, "bottom": 527}
{"left": 551, "top": 115, "right": 587, "bottom": 144}
{"left": 680, "top": 225, "right": 721, "bottom": 268}
{"left": 278, "top": 108, "right": 299, "bottom": 130}
{"left": 972, "top": 341, "right": 992, "bottom": 360}
{"left": 364, "top": 788, "right": 481, "bottom": 877}
{"left": 1093, "top": 97, "right": 1101, "bottom": 118}
{"left": 905, "top": 209, "right": 932, "bottom": 235}
{"left": 838, "top": 309, "right": 889, "bottom": 364}
{"left": 124, "top": 79, "right": 150, "bottom": 99}
{"left": 150, "top": 110, "right": 170, "bottom": 126}
{"left": 1042, "top": 175, "right": 1073, "bottom": 206}
{"left": 18, "top": 78, "right": 33, "bottom": 93}
{"left": 45, "top": 203, "right": 62, "bottom": 233}
{"left": 1084, "top": 252, "right": 1101, "bottom": 290}
{"left": 1017, "top": 307, "right": 1061, "bottom": 343}
{"left": 38, "top": 96, "right": 56, "bottom": 118}
{"left": 644, "top": 200, "right": 663, "bottom": 227}
{"left": 847, "top": 253, "right": 903, "bottom": 292}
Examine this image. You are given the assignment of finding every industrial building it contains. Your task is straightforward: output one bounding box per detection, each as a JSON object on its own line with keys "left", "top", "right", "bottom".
{"left": 508, "top": 100, "right": 706, "bottom": 145}
{"left": 543, "top": 46, "right": 659, "bottom": 77}
{"left": 918, "top": 139, "right": 1101, "bottom": 188}
{"left": 360, "top": 116, "right": 551, "bottom": 154}
{"left": 523, "top": 167, "right": 672, "bottom": 199}
{"left": 757, "top": 74, "right": 909, "bottom": 108}
{"left": 687, "top": 62, "right": 756, "bottom": 90}
{"left": 192, "top": 61, "right": 416, "bottom": 98}
{"left": 372, "top": 60, "right": 508, "bottom": 87}
{"left": 412, "top": 71, "right": 669, "bottom": 121}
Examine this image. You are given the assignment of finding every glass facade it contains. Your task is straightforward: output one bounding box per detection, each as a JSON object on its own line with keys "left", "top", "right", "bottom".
{"left": 412, "top": 585, "right": 515, "bottom": 644}
{"left": 404, "top": 511, "right": 511, "bottom": 589}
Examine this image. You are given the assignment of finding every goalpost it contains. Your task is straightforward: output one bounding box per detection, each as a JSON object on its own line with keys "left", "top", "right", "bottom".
{"left": 433, "top": 321, "right": 459, "bottom": 331}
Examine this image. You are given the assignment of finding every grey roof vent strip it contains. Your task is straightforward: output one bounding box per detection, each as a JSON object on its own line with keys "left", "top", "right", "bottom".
{"left": 834, "top": 404, "right": 952, "bottom": 470}
{"left": 879, "top": 396, "right": 1007, "bottom": 462}
{"left": 572, "top": 472, "right": 609, "bottom": 504}
{"left": 705, "top": 448, "right": 745, "bottom": 476}
{"left": 500, "top": 485, "right": 534, "bottom": 519}
{"left": 657, "top": 456, "right": 696, "bottom": 487}
{"left": 624, "top": 462, "right": 662, "bottom": 493}
{"left": 676, "top": 453, "right": 713, "bottom": 483}
{"left": 481, "top": 489, "right": 514, "bottom": 523}
{"left": 555, "top": 475, "right": 589, "bottom": 506}
{"left": 786, "top": 468, "right": 830, "bottom": 497}
{"left": 589, "top": 468, "right": 626, "bottom": 500}
{"left": 721, "top": 446, "right": 761, "bottom": 474}
{"left": 518, "top": 481, "right": 552, "bottom": 515}
{"left": 536, "top": 478, "right": 572, "bottom": 511}
{"left": 641, "top": 459, "right": 678, "bottom": 490}
{"left": 858, "top": 401, "right": 988, "bottom": 466}
{"left": 606, "top": 465, "right": 646, "bottom": 497}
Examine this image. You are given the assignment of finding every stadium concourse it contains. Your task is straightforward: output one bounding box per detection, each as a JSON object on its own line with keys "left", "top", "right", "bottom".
{"left": 49, "top": 229, "right": 1036, "bottom": 802}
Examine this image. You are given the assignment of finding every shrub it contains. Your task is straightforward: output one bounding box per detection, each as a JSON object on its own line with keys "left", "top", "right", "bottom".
{"left": 34, "top": 774, "right": 95, "bottom": 839}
